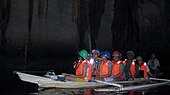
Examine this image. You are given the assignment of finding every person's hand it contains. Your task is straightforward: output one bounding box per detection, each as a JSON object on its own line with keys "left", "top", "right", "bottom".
{"left": 150, "top": 74, "right": 155, "bottom": 78}
{"left": 73, "top": 61, "right": 76, "bottom": 64}
{"left": 95, "top": 77, "right": 100, "bottom": 80}
{"left": 73, "top": 61, "right": 77, "bottom": 68}
{"left": 95, "top": 76, "right": 104, "bottom": 81}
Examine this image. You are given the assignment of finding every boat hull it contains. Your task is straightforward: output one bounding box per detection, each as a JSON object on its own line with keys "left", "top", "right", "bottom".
{"left": 15, "top": 72, "right": 107, "bottom": 88}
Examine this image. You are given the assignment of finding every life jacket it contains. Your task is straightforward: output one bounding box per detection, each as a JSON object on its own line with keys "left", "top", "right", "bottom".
{"left": 99, "top": 60, "right": 112, "bottom": 77}
{"left": 123, "top": 59, "right": 136, "bottom": 77}
{"left": 75, "top": 59, "right": 92, "bottom": 81}
{"left": 112, "top": 60, "right": 123, "bottom": 76}
{"left": 76, "top": 61, "right": 83, "bottom": 76}
{"left": 138, "top": 62, "right": 147, "bottom": 78}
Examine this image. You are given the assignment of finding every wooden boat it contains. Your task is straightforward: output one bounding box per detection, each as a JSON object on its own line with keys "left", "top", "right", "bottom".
{"left": 15, "top": 71, "right": 108, "bottom": 88}
{"left": 15, "top": 71, "right": 145, "bottom": 88}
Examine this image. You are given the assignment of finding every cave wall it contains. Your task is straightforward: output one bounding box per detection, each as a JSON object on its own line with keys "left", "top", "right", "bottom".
{"left": 1, "top": 0, "right": 79, "bottom": 55}
{"left": 0, "top": 0, "right": 170, "bottom": 57}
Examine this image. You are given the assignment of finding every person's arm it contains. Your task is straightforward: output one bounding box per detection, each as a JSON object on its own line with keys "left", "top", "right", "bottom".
{"left": 114, "top": 63, "right": 124, "bottom": 78}
{"left": 146, "top": 64, "right": 154, "bottom": 77}
{"left": 134, "top": 63, "right": 140, "bottom": 78}
{"left": 148, "top": 72, "right": 154, "bottom": 77}
{"left": 120, "top": 63, "right": 124, "bottom": 75}
{"left": 94, "top": 62, "right": 101, "bottom": 76}
{"left": 147, "top": 60, "right": 151, "bottom": 68}
{"left": 73, "top": 61, "right": 77, "bottom": 68}
{"left": 155, "top": 59, "right": 160, "bottom": 71}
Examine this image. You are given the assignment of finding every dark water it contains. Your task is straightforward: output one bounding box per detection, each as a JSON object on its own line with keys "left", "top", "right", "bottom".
{"left": 3, "top": 75, "right": 170, "bottom": 95}
{"left": 1, "top": 56, "right": 170, "bottom": 95}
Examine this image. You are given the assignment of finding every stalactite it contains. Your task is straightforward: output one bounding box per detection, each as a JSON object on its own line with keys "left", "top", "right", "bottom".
{"left": 111, "top": 0, "right": 139, "bottom": 51}
{"left": 89, "top": 0, "right": 106, "bottom": 49}
{"left": 0, "top": 0, "right": 5, "bottom": 21}
{"left": 111, "top": 0, "right": 128, "bottom": 50}
{"left": 38, "top": 0, "right": 44, "bottom": 19}
{"left": 28, "top": 0, "right": 34, "bottom": 43}
{"left": 126, "top": 0, "right": 139, "bottom": 49}
{"left": 72, "top": 0, "right": 78, "bottom": 22}
{"left": 77, "top": 0, "right": 88, "bottom": 49}
{"left": 45, "top": 0, "right": 48, "bottom": 20}
{"left": 37, "top": 0, "right": 48, "bottom": 20}
{"left": 58, "top": 0, "right": 64, "bottom": 18}
{"left": 164, "top": 0, "right": 170, "bottom": 54}
{"left": 0, "top": 0, "right": 11, "bottom": 54}
{"left": 25, "top": 0, "right": 34, "bottom": 69}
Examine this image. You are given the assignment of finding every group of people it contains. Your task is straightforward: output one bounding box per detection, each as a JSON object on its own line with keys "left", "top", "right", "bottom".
{"left": 64, "top": 49, "right": 161, "bottom": 82}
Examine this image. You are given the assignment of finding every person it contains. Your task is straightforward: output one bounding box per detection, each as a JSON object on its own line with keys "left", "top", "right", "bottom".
{"left": 147, "top": 53, "right": 161, "bottom": 77}
{"left": 111, "top": 51, "right": 124, "bottom": 81}
{"left": 73, "top": 52, "right": 84, "bottom": 70}
{"left": 65, "top": 49, "right": 92, "bottom": 82}
{"left": 135, "top": 56, "right": 154, "bottom": 78}
{"left": 123, "top": 50, "right": 136, "bottom": 80}
{"left": 95, "top": 51, "right": 114, "bottom": 82}
{"left": 91, "top": 48, "right": 102, "bottom": 77}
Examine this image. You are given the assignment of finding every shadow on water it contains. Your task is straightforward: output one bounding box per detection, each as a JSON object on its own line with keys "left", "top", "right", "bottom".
{"left": 8, "top": 85, "right": 169, "bottom": 95}
{"left": 2, "top": 70, "right": 38, "bottom": 95}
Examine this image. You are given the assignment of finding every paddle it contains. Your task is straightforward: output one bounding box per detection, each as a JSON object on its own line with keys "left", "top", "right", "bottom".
{"left": 150, "top": 78, "right": 170, "bottom": 85}
{"left": 95, "top": 80, "right": 170, "bottom": 92}
{"left": 94, "top": 80, "right": 123, "bottom": 88}
{"left": 150, "top": 78, "right": 170, "bottom": 82}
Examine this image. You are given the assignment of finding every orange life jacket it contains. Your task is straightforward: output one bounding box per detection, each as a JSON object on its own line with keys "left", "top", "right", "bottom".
{"left": 138, "top": 62, "right": 147, "bottom": 78}
{"left": 123, "top": 59, "right": 136, "bottom": 77}
{"left": 75, "top": 59, "right": 92, "bottom": 81}
{"left": 112, "top": 60, "right": 122, "bottom": 76}
{"left": 99, "top": 60, "right": 111, "bottom": 77}
{"left": 76, "top": 61, "right": 83, "bottom": 76}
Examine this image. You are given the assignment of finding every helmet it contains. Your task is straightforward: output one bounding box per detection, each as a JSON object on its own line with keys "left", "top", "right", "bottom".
{"left": 126, "top": 50, "right": 134, "bottom": 57}
{"left": 78, "top": 49, "right": 88, "bottom": 59}
{"left": 103, "top": 51, "right": 111, "bottom": 59}
{"left": 136, "top": 56, "right": 142, "bottom": 61}
{"left": 112, "top": 51, "right": 120, "bottom": 56}
{"left": 92, "top": 48, "right": 101, "bottom": 54}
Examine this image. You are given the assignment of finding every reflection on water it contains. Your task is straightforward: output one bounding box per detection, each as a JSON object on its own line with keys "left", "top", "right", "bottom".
{"left": 29, "top": 86, "right": 162, "bottom": 95}
{"left": 31, "top": 88, "right": 117, "bottom": 95}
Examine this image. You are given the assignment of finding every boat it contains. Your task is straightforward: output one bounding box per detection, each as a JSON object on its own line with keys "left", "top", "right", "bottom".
{"left": 15, "top": 71, "right": 170, "bottom": 90}
{"left": 14, "top": 71, "right": 108, "bottom": 88}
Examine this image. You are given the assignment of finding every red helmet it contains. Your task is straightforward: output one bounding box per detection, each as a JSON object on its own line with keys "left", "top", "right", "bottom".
{"left": 112, "top": 51, "right": 120, "bottom": 56}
